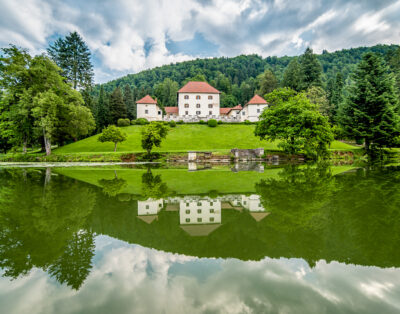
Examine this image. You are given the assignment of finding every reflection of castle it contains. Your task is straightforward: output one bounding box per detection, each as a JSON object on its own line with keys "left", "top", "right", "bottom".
{"left": 137, "top": 194, "right": 269, "bottom": 235}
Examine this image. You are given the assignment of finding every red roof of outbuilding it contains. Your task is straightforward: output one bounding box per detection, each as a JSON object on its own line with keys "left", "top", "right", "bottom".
{"left": 136, "top": 95, "right": 157, "bottom": 104}
{"left": 178, "top": 81, "right": 220, "bottom": 94}
{"left": 164, "top": 106, "right": 178, "bottom": 114}
{"left": 247, "top": 94, "right": 268, "bottom": 105}
{"left": 220, "top": 108, "right": 231, "bottom": 115}
{"left": 232, "top": 105, "right": 243, "bottom": 110}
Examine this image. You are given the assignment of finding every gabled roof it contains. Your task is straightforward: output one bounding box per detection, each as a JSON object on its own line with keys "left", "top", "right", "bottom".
{"left": 231, "top": 105, "right": 243, "bottom": 110}
{"left": 250, "top": 212, "right": 270, "bottom": 222}
{"left": 180, "top": 224, "right": 221, "bottom": 236}
{"left": 137, "top": 215, "right": 158, "bottom": 224}
{"left": 220, "top": 108, "right": 231, "bottom": 115}
{"left": 178, "top": 81, "right": 220, "bottom": 94}
{"left": 136, "top": 95, "right": 157, "bottom": 104}
{"left": 164, "top": 106, "right": 179, "bottom": 114}
{"left": 247, "top": 94, "right": 268, "bottom": 105}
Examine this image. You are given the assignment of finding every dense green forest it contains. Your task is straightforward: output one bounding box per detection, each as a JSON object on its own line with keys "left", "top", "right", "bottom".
{"left": 95, "top": 44, "right": 399, "bottom": 104}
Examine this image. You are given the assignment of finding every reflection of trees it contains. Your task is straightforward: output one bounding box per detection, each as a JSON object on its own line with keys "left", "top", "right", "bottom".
{"left": 141, "top": 169, "right": 172, "bottom": 200}
{"left": 0, "top": 169, "right": 95, "bottom": 290}
{"left": 255, "top": 164, "right": 337, "bottom": 230}
{"left": 98, "top": 171, "right": 127, "bottom": 197}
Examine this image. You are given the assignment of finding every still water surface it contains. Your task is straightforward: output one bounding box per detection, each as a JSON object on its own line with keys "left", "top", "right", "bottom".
{"left": 0, "top": 163, "right": 400, "bottom": 313}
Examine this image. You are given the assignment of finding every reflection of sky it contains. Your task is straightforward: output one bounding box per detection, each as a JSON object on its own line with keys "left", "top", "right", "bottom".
{"left": 1, "top": 235, "right": 400, "bottom": 314}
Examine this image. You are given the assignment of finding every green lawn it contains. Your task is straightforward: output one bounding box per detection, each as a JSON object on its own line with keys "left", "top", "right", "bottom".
{"left": 54, "top": 124, "right": 358, "bottom": 154}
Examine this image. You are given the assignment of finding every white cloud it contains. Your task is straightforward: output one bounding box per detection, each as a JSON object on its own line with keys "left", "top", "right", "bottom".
{"left": 0, "top": 0, "right": 399, "bottom": 83}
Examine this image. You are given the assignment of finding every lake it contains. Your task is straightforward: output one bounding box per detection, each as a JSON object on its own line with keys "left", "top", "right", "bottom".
{"left": 0, "top": 163, "right": 399, "bottom": 314}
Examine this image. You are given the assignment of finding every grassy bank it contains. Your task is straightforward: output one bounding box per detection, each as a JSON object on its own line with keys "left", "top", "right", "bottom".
{"left": 54, "top": 124, "right": 357, "bottom": 154}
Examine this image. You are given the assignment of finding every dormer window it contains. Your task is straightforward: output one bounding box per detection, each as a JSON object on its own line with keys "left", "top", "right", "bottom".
{"left": 184, "top": 95, "right": 189, "bottom": 99}
{"left": 196, "top": 95, "right": 201, "bottom": 100}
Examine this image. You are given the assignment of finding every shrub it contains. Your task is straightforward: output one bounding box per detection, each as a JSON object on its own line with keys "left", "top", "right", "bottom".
{"left": 136, "top": 118, "right": 149, "bottom": 125}
{"left": 131, "top": 119, "right": 137, "bottom": 125}
{"left": 217, "top": 120, "right": 223, "bottom": 124}
{"left": 177, "top": 120, "right": 184, "bottom": 124}
{"left": 117, "top": 118, "right": 130, "bottom": 127}
{"left": 208, "top": 119, "right": 217, "bottom": 127}
{"left": 199, "top": 120, "right": 205, "bottom": 124}
{"left": 244, "top": 119, "right": 251, "bottom": 125}
{"left": 169, "top": 120, "right": 176, "bottom": 127}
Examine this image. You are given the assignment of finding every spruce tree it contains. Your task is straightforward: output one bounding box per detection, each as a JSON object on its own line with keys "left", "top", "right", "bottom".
{"left": 330, "top": 72, "right": 344, "bottom": 120}
{"left": 96, "top": 86, "right": 109, "bottom": 130}
{"left": 299, "top": 47, "right": 323, "bottom": 90}
{"left": 123, "top": 84, "right": 136, "bottom": 120}
{"left": 339, "top": 53, "right": 399, "bottom": 155}
{"left": 48, "top": 31, "right": 94, "bottom": 90}
{"left": 109, "top": 87, "right": 127, "bottom": 124}
{"left": 282, "top": 59, "right": 301, "bottom": 91}
{"left": 257, "top": 69, "right": 278, "bottom": 96}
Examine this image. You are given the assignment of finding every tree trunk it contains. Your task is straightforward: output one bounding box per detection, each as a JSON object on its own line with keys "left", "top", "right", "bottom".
{"left": 365, "top": 137, "right": 370, "bottom": 156}
{"left": 114, "top": 142, "right": 117, "bottom": 152}
{"left": 22, "top": 139, "right": 27, "bottom": 154}
{"left": 45, "top": 167, "right": 52, "bottom": 187}
{"left": 43, "top": 130, "right": 52, "bottom": 156}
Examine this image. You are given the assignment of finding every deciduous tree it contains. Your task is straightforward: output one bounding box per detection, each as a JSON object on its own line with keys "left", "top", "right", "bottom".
{"left": 98, "top": 125, "right": 127, "bottom": 152}
{"left": 141, "top": 122, "right": 169, "bottom": 155}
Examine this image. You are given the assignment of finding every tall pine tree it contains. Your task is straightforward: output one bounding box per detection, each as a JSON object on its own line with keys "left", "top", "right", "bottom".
{"left": 299, "top": 47, "right": 323, "bottom": 91}
{"left": 123, "top": 84, "right": 136, "bottom": 120}
{"left": 109, "top": 87, "right": 127, "bottom": 124}
{"left": 339, "top": 53, "right": 399, "bottom": 155}
{"left": 47, "top": 32, "right": 94, "bottom": 90}
{"left": 282, "top": 59, "right": 301, "bottom": 91}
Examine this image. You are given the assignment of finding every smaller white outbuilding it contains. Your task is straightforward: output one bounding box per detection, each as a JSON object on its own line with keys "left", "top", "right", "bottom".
{"left": 241, "top": 94, "right": 269, "bottom": 122}
{"left": 136, "top": 95, "right": 163, "bottom": 121}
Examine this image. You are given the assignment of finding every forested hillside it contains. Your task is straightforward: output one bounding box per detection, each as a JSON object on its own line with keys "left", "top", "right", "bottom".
{"left": 96, "top": 44, "right": 399, "bottom": 104}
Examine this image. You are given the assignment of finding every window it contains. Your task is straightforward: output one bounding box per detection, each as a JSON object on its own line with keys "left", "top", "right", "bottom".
{"left": 208, "top": 104, "right": 213, "bottom": 108}
{"left": 197, "top": 209, "right": 202, "bottom": 214}
{"left": 184, "top": 103, "right": 189, "bottom": 108}
{"left": 185, "top": 111, "right": 189, "bottom": 115}
{"left": 159, "top": 203, "right": 162, "bottom": 207}
{"left": 208, "top": 95, "right": 213, "bottom": 100}
{"left": 196, "top": 95, "right": 201, "bottom": 100}
{"left": 186, "top": 203, "right": 189, "bottom": 207}
{"left": 158, "top": 111, "right": 161, "bottom": 115}
{"left": 243, "top": 201, "right": 247, "bottom": 205}
{"left": 185, "top": 209, "right": 190, "bottom": 214}
{"left": 257, "top": 109, "right": 260, "bottom": 113}
{"left": 146, "top": 205, "right": 149, "bottom": 209}
{"left": 184, "top": 95, "right": 189, "bottom": 99}
{"left": 242, "top": 111, "right": 245, "bottom": 115}
{"left": 197, "top": 218, "right": 202, "bottom": 222}
{"left": 208, "top": 111, "right": 211, "bottom": 115}
{"left": 210, "top": 208, "right": 214, "bottom": 213}
{"left": 186, "top": 218, "right": 190, "bottom": 223}
{"left": 210, "top": 217, "right": 214, "bottom": 222}
{"left": 196, "top": 111, "right": 201, "bottom": 115}
{"left": 196, "top": 104, "right": 201, "bottom": 108}
{"left": 210, "top": 202, "right": 213, "bottom": 206}
{"left": 145, "top": 110, "right": 148, "bottom": 114}
{"left": 197, "top": 202, "right": 202, "bottom": 206}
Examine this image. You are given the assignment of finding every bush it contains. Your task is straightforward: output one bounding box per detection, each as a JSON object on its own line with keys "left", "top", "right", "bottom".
{"left": 243, "top": 119, "right": 251, "bottom": 125}
{"left": 136, "top": 118, "right": 149, "bottom": 125}
{"left": 117, "top": 118, "right": 130, "bottom": 127}
{"left": 199, "top": 120, "right": 206, "bottom": 124}
{"left": 169, "top": 120, "right": 176, "bottom": 127}
{"left": 131, "top": 119, "right": 137, "bottom": 125}
{"left": 177, "top": 120, "right": 184, "bottom": 124}
{"left": 217, "top": 120, "right": 223, "bottom": 124}
{"left": 208, "top": 119, "right": 218, "bottom": 127}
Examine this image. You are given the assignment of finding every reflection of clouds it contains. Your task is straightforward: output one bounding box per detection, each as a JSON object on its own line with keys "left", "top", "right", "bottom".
{"left": 1, "top": 236, "right": 400, "bottom": 314}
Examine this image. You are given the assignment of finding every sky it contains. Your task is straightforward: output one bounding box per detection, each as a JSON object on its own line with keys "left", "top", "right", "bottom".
{"left": 1, "top": 0, "right": 400, "bottom": 84}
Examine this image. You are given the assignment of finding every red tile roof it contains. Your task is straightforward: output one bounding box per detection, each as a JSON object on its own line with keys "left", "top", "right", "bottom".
{"left": 247, "top": 94, "right": 268, "bottom": 105}
{"left": 136, "top": 95, "right": 157, "bottom": 104}
{"left": 164, "top": 106, "right": 178, "bottom": 114}
{"left": 231, "top": 105, "right": 243, "bottom": 110}
{"left": 220, "top": 108, "right": 231, "bottom": 115}
{"left": 178, "top": 81, "right": 220, "bottom": 94}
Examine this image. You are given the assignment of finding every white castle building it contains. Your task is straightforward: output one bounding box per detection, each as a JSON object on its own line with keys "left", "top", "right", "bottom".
{"left": 136, "top": 81, "right": 268, "bottom": 123}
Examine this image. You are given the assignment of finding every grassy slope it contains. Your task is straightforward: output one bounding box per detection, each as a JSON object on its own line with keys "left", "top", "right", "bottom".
{"left": 54, "top": 124, "right": 357, "bottom": 154}
{"left": 54, "top": 165, "right": 355, "bottom": 195}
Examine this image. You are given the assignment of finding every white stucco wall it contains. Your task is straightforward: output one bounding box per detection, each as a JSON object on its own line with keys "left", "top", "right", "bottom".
{"left": 138, "top": 199, "right": 164, "bottom": 215}
{"left": 179, "top": 199, "right": 221, "bottom": 224}
{"left": 178, "top": 93, "right": 220, "bottom": 118}
{"left": 242, "top": 104, "right": 268, "bottom": 122}
{"left": 241, "top": 195, "right": 265, "bottom": 211}
{"left": 137, "top": 103, "right": 163, "bottom": 121}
